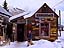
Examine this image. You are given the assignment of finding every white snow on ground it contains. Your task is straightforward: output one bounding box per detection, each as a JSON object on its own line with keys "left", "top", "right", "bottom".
{"left": 0, "top": 41, "right": 28, "bottom": 48}
{"left": 28, "top": 39, "right": 56, "bottom": 48}
{"left": 53, "top": 31, "right": 64, "bottom": 48}
{"left": 59, "top": 31, "right": 64, "bottom": 40}
{"left": 0, "top": 31, "right": 64, "bottom": 48}
{"left": 27, "top": 31, "right": 64, "bottom": 48}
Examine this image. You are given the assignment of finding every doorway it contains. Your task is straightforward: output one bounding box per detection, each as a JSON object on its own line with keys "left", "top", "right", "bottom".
{"left": 6, "top": 23, "right": 13, "bottom": 41}
{"left": 17, "top": 24, "right": 24, "bottom": 42}
{"left": 41, "top": 22, "right": 50, "bottom": 37}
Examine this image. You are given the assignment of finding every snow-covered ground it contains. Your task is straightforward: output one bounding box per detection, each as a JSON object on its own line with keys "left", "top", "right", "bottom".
{"left": 0, "top": 31, "right": 64, "bottom": 48}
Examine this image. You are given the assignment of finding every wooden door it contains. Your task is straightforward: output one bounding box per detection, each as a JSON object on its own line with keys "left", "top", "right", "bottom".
{"left": 17, "top": 24, "right": 24, "bottom": 42}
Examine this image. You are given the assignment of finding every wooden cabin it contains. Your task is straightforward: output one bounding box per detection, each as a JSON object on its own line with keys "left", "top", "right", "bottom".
{"left": 10, "top": 3, "right": 58, "bottom": 42}
{"left": 25, "top": 3, "right": 58, "bottom": 41}
{"left": 0, "top": 6, "right": 11, "bottom": 41}
{"left": 0, "top": 14, "right": 9, "bottom": 41}
{"left": 10, "top": 16, "right": 25, "bottom": 42}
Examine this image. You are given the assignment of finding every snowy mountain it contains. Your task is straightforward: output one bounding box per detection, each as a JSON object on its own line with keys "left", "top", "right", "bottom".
{"left": 8, "top": 7, "right": 25, "bottom": 16}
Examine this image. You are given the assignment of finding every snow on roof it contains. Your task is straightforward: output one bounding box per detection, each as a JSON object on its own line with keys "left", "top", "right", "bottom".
{"left": 8, "top": 7, "right": 25, "bottom": 16}
{"left": 23, "top": 3, "right": 44, "bottom": 19}
{"left": 9, "top": 3, "right": 44, "bottom": 21}
{"left": 0, "top": 6, "right": 12, "bottom": 16}
{"left": 9, "top": 3, "right": 54, "bottom": 21}
{"left": 9, "top": 11, "right": 30, "bottom": 21}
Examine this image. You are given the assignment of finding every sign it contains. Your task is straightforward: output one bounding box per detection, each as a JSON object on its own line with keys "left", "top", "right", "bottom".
{"left": 35, "top": 13, "right": 54, "bottom": 18}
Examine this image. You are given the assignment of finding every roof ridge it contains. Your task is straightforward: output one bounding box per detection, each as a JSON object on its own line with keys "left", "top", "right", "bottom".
{"left": 0, "top": 5, "right": 12, "bottom": 16}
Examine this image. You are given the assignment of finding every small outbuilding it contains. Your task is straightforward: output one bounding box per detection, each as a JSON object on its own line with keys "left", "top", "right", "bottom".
{"left": 10, "top": 3, "right": 59, "bottom": 42}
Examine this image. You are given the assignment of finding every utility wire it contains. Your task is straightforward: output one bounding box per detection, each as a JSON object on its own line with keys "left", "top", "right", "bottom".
{"left": 52, "top": 0, "right": 64, "bottom": 8}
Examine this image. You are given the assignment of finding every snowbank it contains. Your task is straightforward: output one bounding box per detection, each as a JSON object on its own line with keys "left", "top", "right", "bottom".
{"left": 59, "top": 31, "right": 64, "bottom": 40}
{"left": 53, "top": 31, "right": 64, "bottom": 48}
{"left": 0, "top": 37, "right": 64, "bottom": 48}
{"left": 27, "top": 39, "right": 56, "bottom": 48}
{"left": 53, "top": 39, "right": 64, "bottom": 48}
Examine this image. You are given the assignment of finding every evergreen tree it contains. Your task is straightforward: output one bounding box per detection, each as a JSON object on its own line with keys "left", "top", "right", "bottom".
{"left": 3, "top": 0, "right": 8, "bottom": 11}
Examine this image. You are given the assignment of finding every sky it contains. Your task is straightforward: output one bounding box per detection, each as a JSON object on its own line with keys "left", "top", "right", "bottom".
{"left": 0, "top": 0, "right": 63, "bottom": 9}
{"left": 0, "top": 0, "right": 64, "bottom": 25}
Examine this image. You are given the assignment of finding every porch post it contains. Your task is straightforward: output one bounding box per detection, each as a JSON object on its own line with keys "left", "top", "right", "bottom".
{"left": 3, "top": 26, "right": 5, "bottom": 41}
{"left": 39, "top": 18, "right": 41, "bottom": 36}
{"left": 26, "top": 19, "right": 28, "bottom": 40}
{"left": 59, "top": 10, "right": 61, "bottom": 36}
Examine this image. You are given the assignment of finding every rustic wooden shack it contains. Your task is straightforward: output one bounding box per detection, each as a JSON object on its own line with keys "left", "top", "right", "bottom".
{"left": 25, "top": 3, "right": 58, "bottom": 41}
{"left": 10, "top": 15, "right": 25, "bottom": 42}
{"left": 10, "top": 3, "right": 58, "bottom": 42}
{"left": 0, "top": 6, "right": 12, "bottom": 41}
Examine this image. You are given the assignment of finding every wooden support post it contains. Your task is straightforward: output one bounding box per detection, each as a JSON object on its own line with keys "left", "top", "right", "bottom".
{"left": 59, "top": 10, "right": 61, "bottom": 37}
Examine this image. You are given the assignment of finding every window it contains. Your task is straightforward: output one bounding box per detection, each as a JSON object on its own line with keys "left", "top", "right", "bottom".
{"left": 41, "top": 22, "right": 49, "bottom": 36}
{"left": 35, "top": 13, "right": 54, "bottom": 18}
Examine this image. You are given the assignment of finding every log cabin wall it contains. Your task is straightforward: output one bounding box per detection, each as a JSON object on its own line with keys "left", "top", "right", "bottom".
{"left": 11, "top": 3, "right": 58, "bottom": 41}
{"left": 25, "top": 3, "right": 58, "bottom": 41}
{"left": 11, "top": 16, "right": 26, "bottom": 41}
{"left": 0, "top": 15, "right": 9, "bottom": 41}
